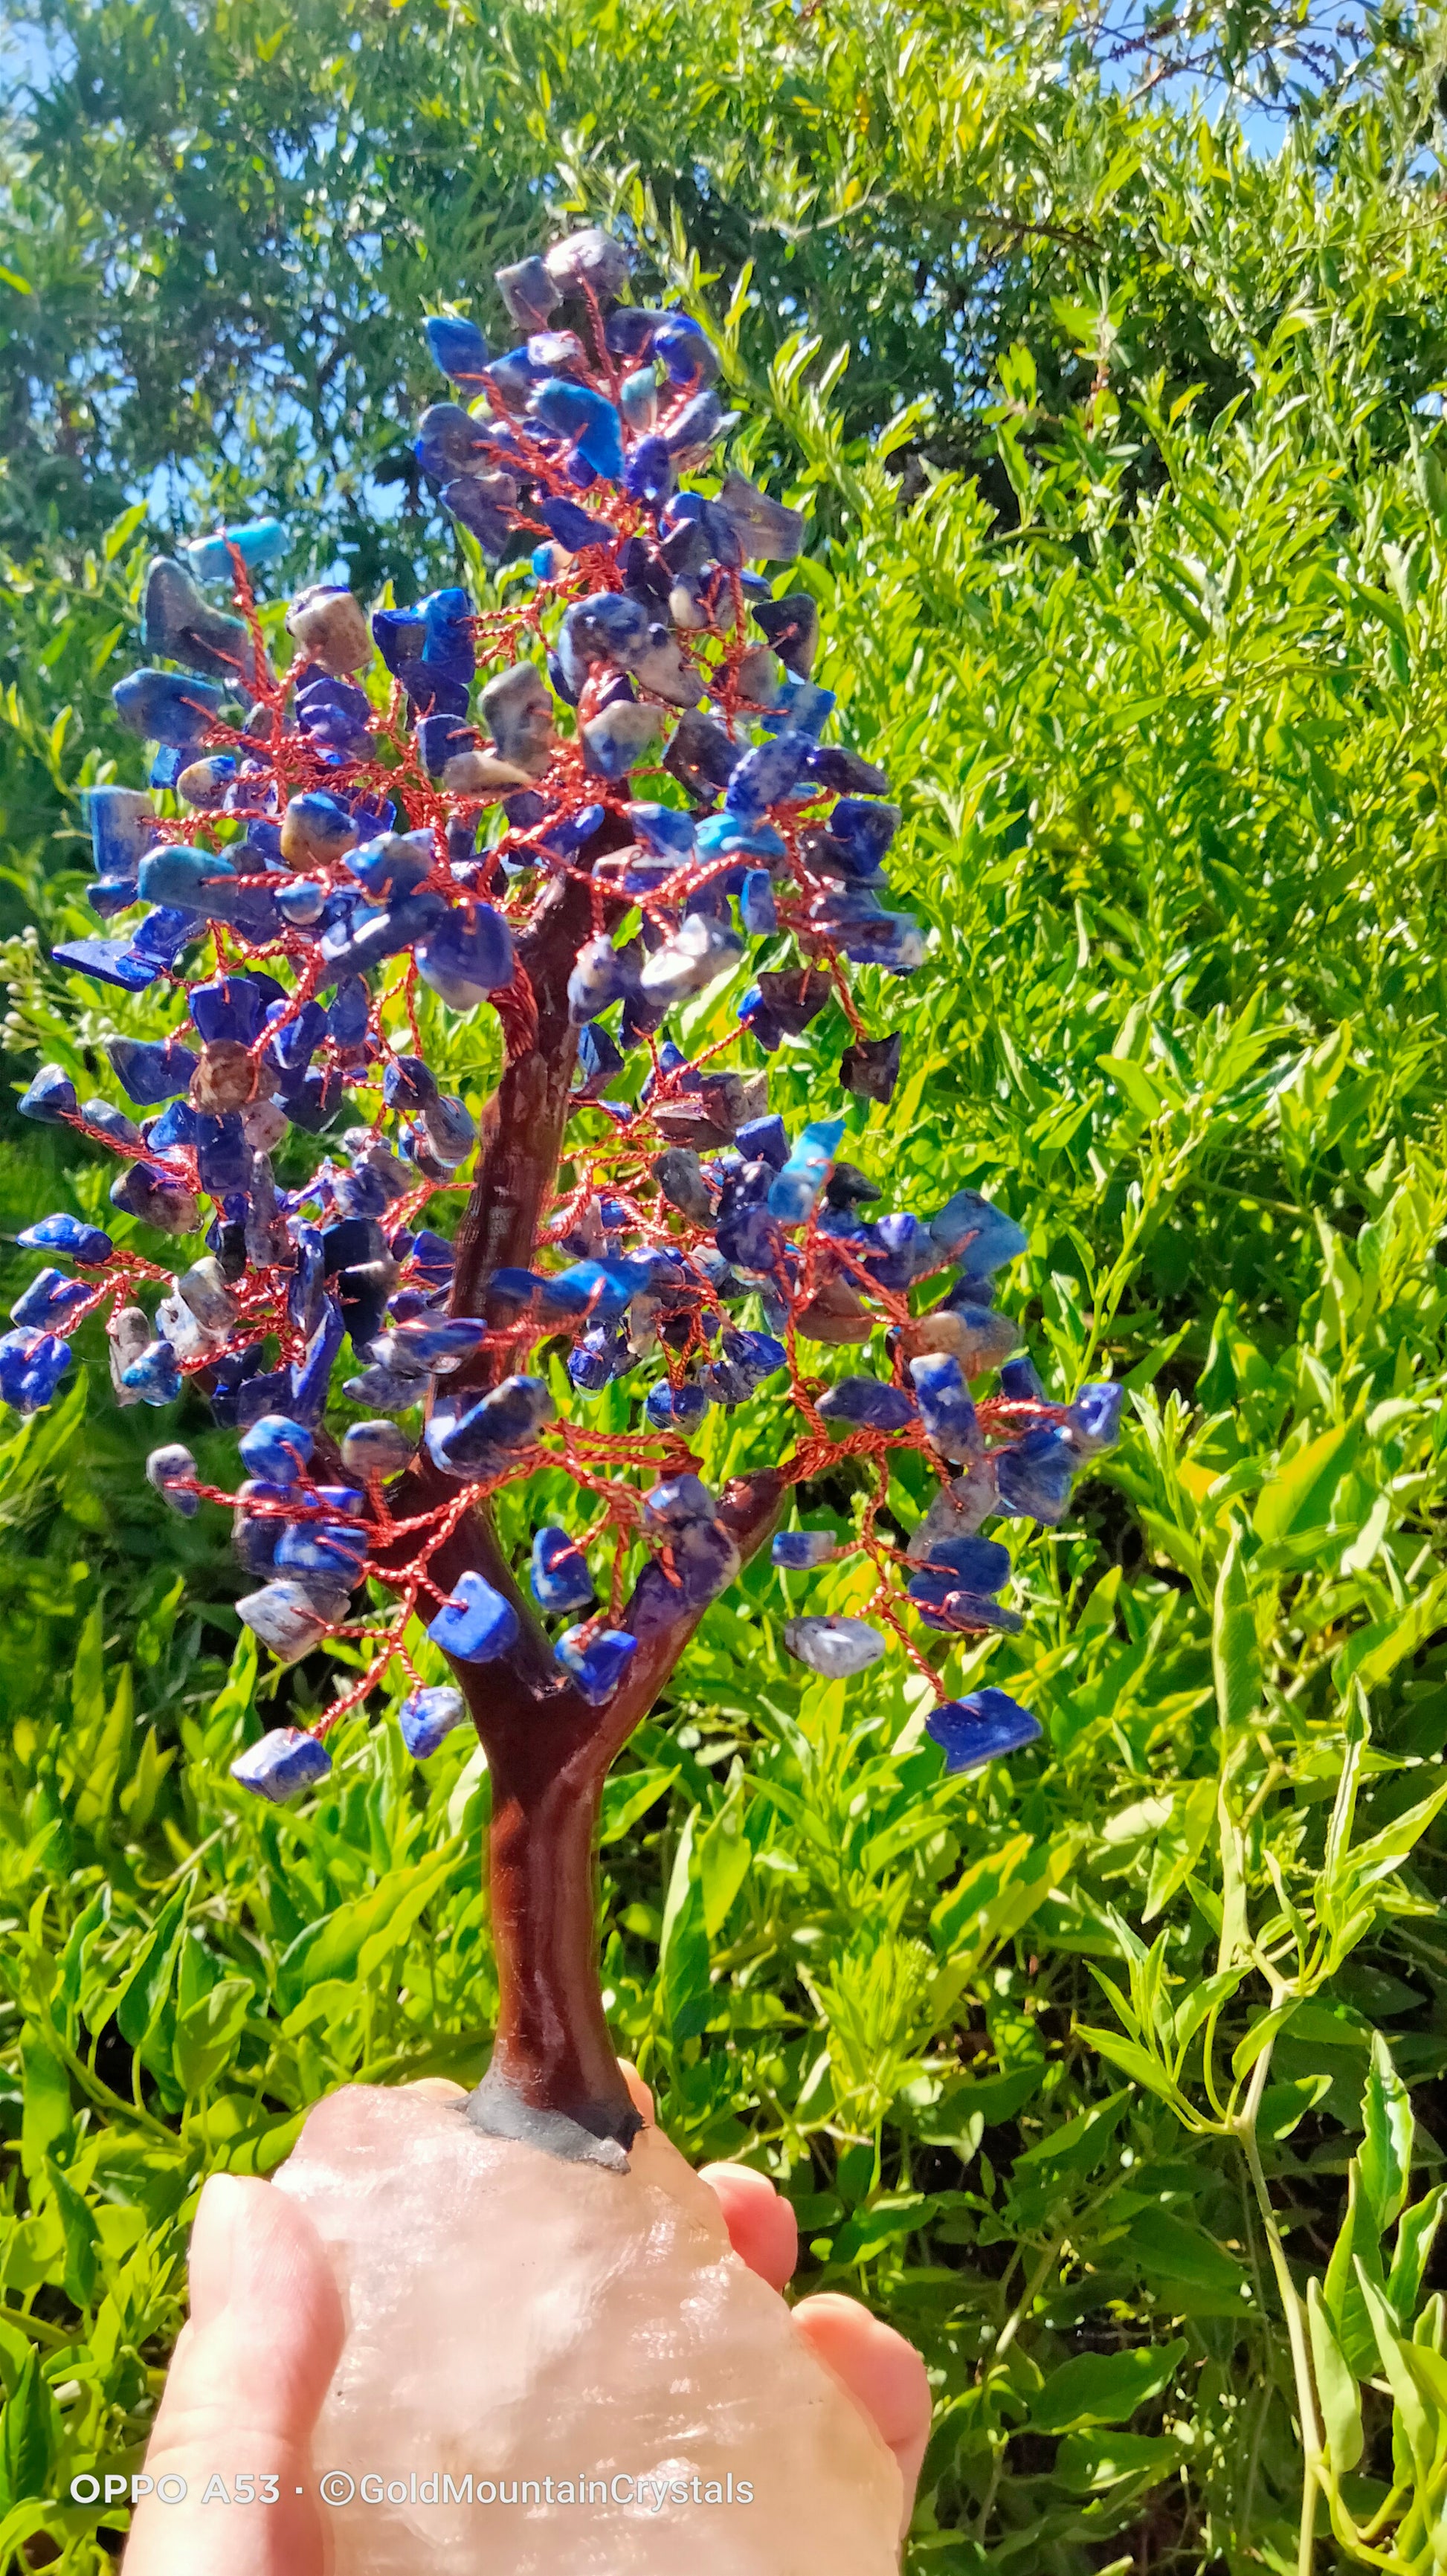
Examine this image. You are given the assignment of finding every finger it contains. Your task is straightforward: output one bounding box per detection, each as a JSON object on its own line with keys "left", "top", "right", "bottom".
{"left": 791, "top": 2293, "right": 932, "bottom": 2538}
{"left": 698, "top": 2162, "right": 798, "bottom": 2293}
{"left": 124, "top": 2174, "right": 344, "bottom": 2576}
{"left": 407, "top": 2077, "right": 466, "bottom": 2100}
{"left": 616, "top": 2057, "right": 655, "bottom": 2123}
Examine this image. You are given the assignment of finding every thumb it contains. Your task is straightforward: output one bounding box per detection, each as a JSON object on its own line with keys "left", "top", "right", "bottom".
{"left": 123, "top": 2173, "right": 344, "bottom": 2576}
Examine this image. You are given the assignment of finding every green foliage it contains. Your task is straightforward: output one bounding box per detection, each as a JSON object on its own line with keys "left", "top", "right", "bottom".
{"left": 5, "top": 1, "right": 1447, "bottom": 2570}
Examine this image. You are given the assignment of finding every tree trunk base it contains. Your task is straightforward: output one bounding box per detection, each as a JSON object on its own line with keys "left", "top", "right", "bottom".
{"left": 465, "top": 2061, "right": 644, "bottom": 2172}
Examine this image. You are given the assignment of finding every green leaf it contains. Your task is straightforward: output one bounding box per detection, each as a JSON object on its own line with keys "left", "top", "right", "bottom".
{"left": 658, "top": 1812, "right": 712, "bottom": 2044}
{"left": 599, "top": 1766, "right": 677, "bottom": 1846}
{"left": 1015, "top": 2088, "right": 1129, "bottom": 2179}
{"left": 1355, "top": 2262, "right": 1434, "bottom": 2473}
{"left": 114, "top": 1884, "right": 190, "bottom": 2050}
{"left": 697, "top": 1773, "right": 752, "bottom": 1939}
{"left": 1231, "top": 2000, "right": 1299, "bottom": 2082}
{"left": 1129, "top": 2207, "right": 1251, "bottom": 2302}
{"left": 1098, "top": 1053, "right": 1170, "bottom": 1120}
{"left": 1307, "top": 2279, "right": 1363, "bottom": 2472}
{"left": 1032, "top": 2337, "right": 1187, "bottom": 2433}
{"left": 1388, "top": 2185, "right": 1446, "bottom": 2316}
{"left": 1211, "top": 1532, "right": 1260, "bottom": 1733}
{"left": 828, "top": 2194, "right": 937, "bottom": 2265}
{"left": 1143, "top": 1776, "right": 1216, "bottom": 1922}
{"left": 1252, "top": 1421, "right": 1356, "bottom": 1546}
{"left": 1054, "top": 2430, "right": 1181, "bottom": 2493}
{"left": 1075, "top": 2026, "right": 1187, "bottom": 2111}
{"left": 0, "top": 2350, "right": 59, "bottom": 2514}
{"left": 43, "top": 2157, "right": 97, "bottom": 2311}
{"left": 19, "top": 2026, "right": 72, "bottom": 2181}
{"left": 1259, "top": 2074, "right": 1332, "bottom": 2140}
{"left": 1359, "top": 2032, "right": 1413, "bottom": 2236}
{"left": 173, "top": 1978, "right": 253, "bottom": 2097}
{"left": 1324, "top": 2165, "right": 1387, "bottom": 2378}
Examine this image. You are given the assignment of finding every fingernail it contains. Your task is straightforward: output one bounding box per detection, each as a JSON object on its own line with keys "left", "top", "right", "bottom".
{"left": 188, "top": 2172, "right": 249, "bottom": 2328}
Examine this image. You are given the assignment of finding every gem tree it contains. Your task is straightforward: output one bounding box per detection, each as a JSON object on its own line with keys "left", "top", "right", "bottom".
{"left": 10, "top": 227, "right": 1119, "bottom": 2165}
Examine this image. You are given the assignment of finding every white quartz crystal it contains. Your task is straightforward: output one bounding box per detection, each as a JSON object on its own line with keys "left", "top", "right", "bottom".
{"left": 276, "top": 2084, "right": 902, "bottom": 2574}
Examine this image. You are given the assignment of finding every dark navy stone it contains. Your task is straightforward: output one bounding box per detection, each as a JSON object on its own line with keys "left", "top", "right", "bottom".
{"left": 603, "top": 308, "right": 665, "bottom": 359}
{"left": 817, "top": 1377, "right": 916, "bottom": 1433}
{"left": 531, "top": 1527, "right": 596, "bottom": 1614}
{"left": 190, "top": 976, "right": 268, "bottom": 1047}
{"left": 52, "top": 937, "right": 159, "bottom": 992}
{"left": 994, "top": 1425, "right": 1077, "bottom": 1525}
{"left": 10, "top": 1268, "right": 91, "bottom": 1331}
{"left": 663, "top": 708, "right": 743, "bottom": 801}
{"left": 735, "top": 1114, "right": 789, "bottom": 1172}
{"left": 656, "top": 316, "right": 718, "bottom": 387}
{"left": 195, "top": 1114, "right": 251, "bottom": 1196}
{"left": 18, "top": 1067, "right": 77, "bottom": 1124}
{"left": 926, "top": 1688, "right": 1042, "bottom": 1773}
{"left": 425, "top": 315, "right": 490, "bottom": 382}
{"left": 129, "top": 907, "right": 201, "bottom": 967}
{"left": 538, "top": 494, "right": 614, "bottom": 552}
{"left": 104, "top": 1035, "right": 199, "bottom": 1105}
{"left": 662, "top": 387, "right": 724, "bottom": 455}
{"left": 266, "top": 998, "right": 328, "bottom": 1081}
{"left": 399, "top": 1686, "right": 468, "bottom": 1758}
{"left": 112, "top": 668, "right": 225, "bottom": 746}
{"left": 19, "top": 1213, "right": 112, "bottom": 1265}
{"left": 623, "top": 436, "right": 674, "bottom": 508}
{"left": 555, "top": 1625, "right": 637, "bottom": 1705}
{"left": 428, "top": 1572, "right": 519, "bottom": 1662}
{"left": 207, "top": 1345, "right": 265, "bottom": 1427}
{"left": 235, "top": 1367, "right": 298, "bottom": 1430}
{"left": 290, "top": 1298, "right": 347, "bottom": 1426}
{"left": 929, "top": 1189, "right": 1028, "bottom": 1273}
{"left": 326, "top": 977, "right": 370, "bottom": 1047}
{"left": 714, "top": 1203, "right": 785, "bottom": 1276}
{"left": 531, "top": 379, "right": 625, "bottom": 480}
{"left": 384, "top": 1054, "right": 439, "bottom": 1112}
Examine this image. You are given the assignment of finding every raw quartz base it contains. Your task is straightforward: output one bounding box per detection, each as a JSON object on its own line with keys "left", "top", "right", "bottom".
{"left": 275, "top": 2084, "right": 902, "bottom": 2575}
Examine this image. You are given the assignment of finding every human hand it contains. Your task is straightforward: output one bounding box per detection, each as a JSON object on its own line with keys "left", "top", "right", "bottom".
{"left": 124, "top": 2073, "right": 931, "bottom": 2575}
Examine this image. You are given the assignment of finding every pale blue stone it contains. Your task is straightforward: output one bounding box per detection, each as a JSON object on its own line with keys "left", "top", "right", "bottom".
{"left": 183, "top": 520, "right": 288, "bottom": 581}
{"left": 767, "top": 1120, "right": 845, "bottom": 1224}
{"left": 782, "top": 1615, "right": 886, "bottom": 1678}
{"left": 231, "top": 1724, "right": 332, "bottom": 1799}
{"left": 399, "top": 1685, "right": 468, "bottom": 1757}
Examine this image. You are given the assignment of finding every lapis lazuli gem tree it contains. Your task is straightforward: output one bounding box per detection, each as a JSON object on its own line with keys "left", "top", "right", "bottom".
{"left": 11, "top": 227, "right": 1119, "bottom": 2163}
